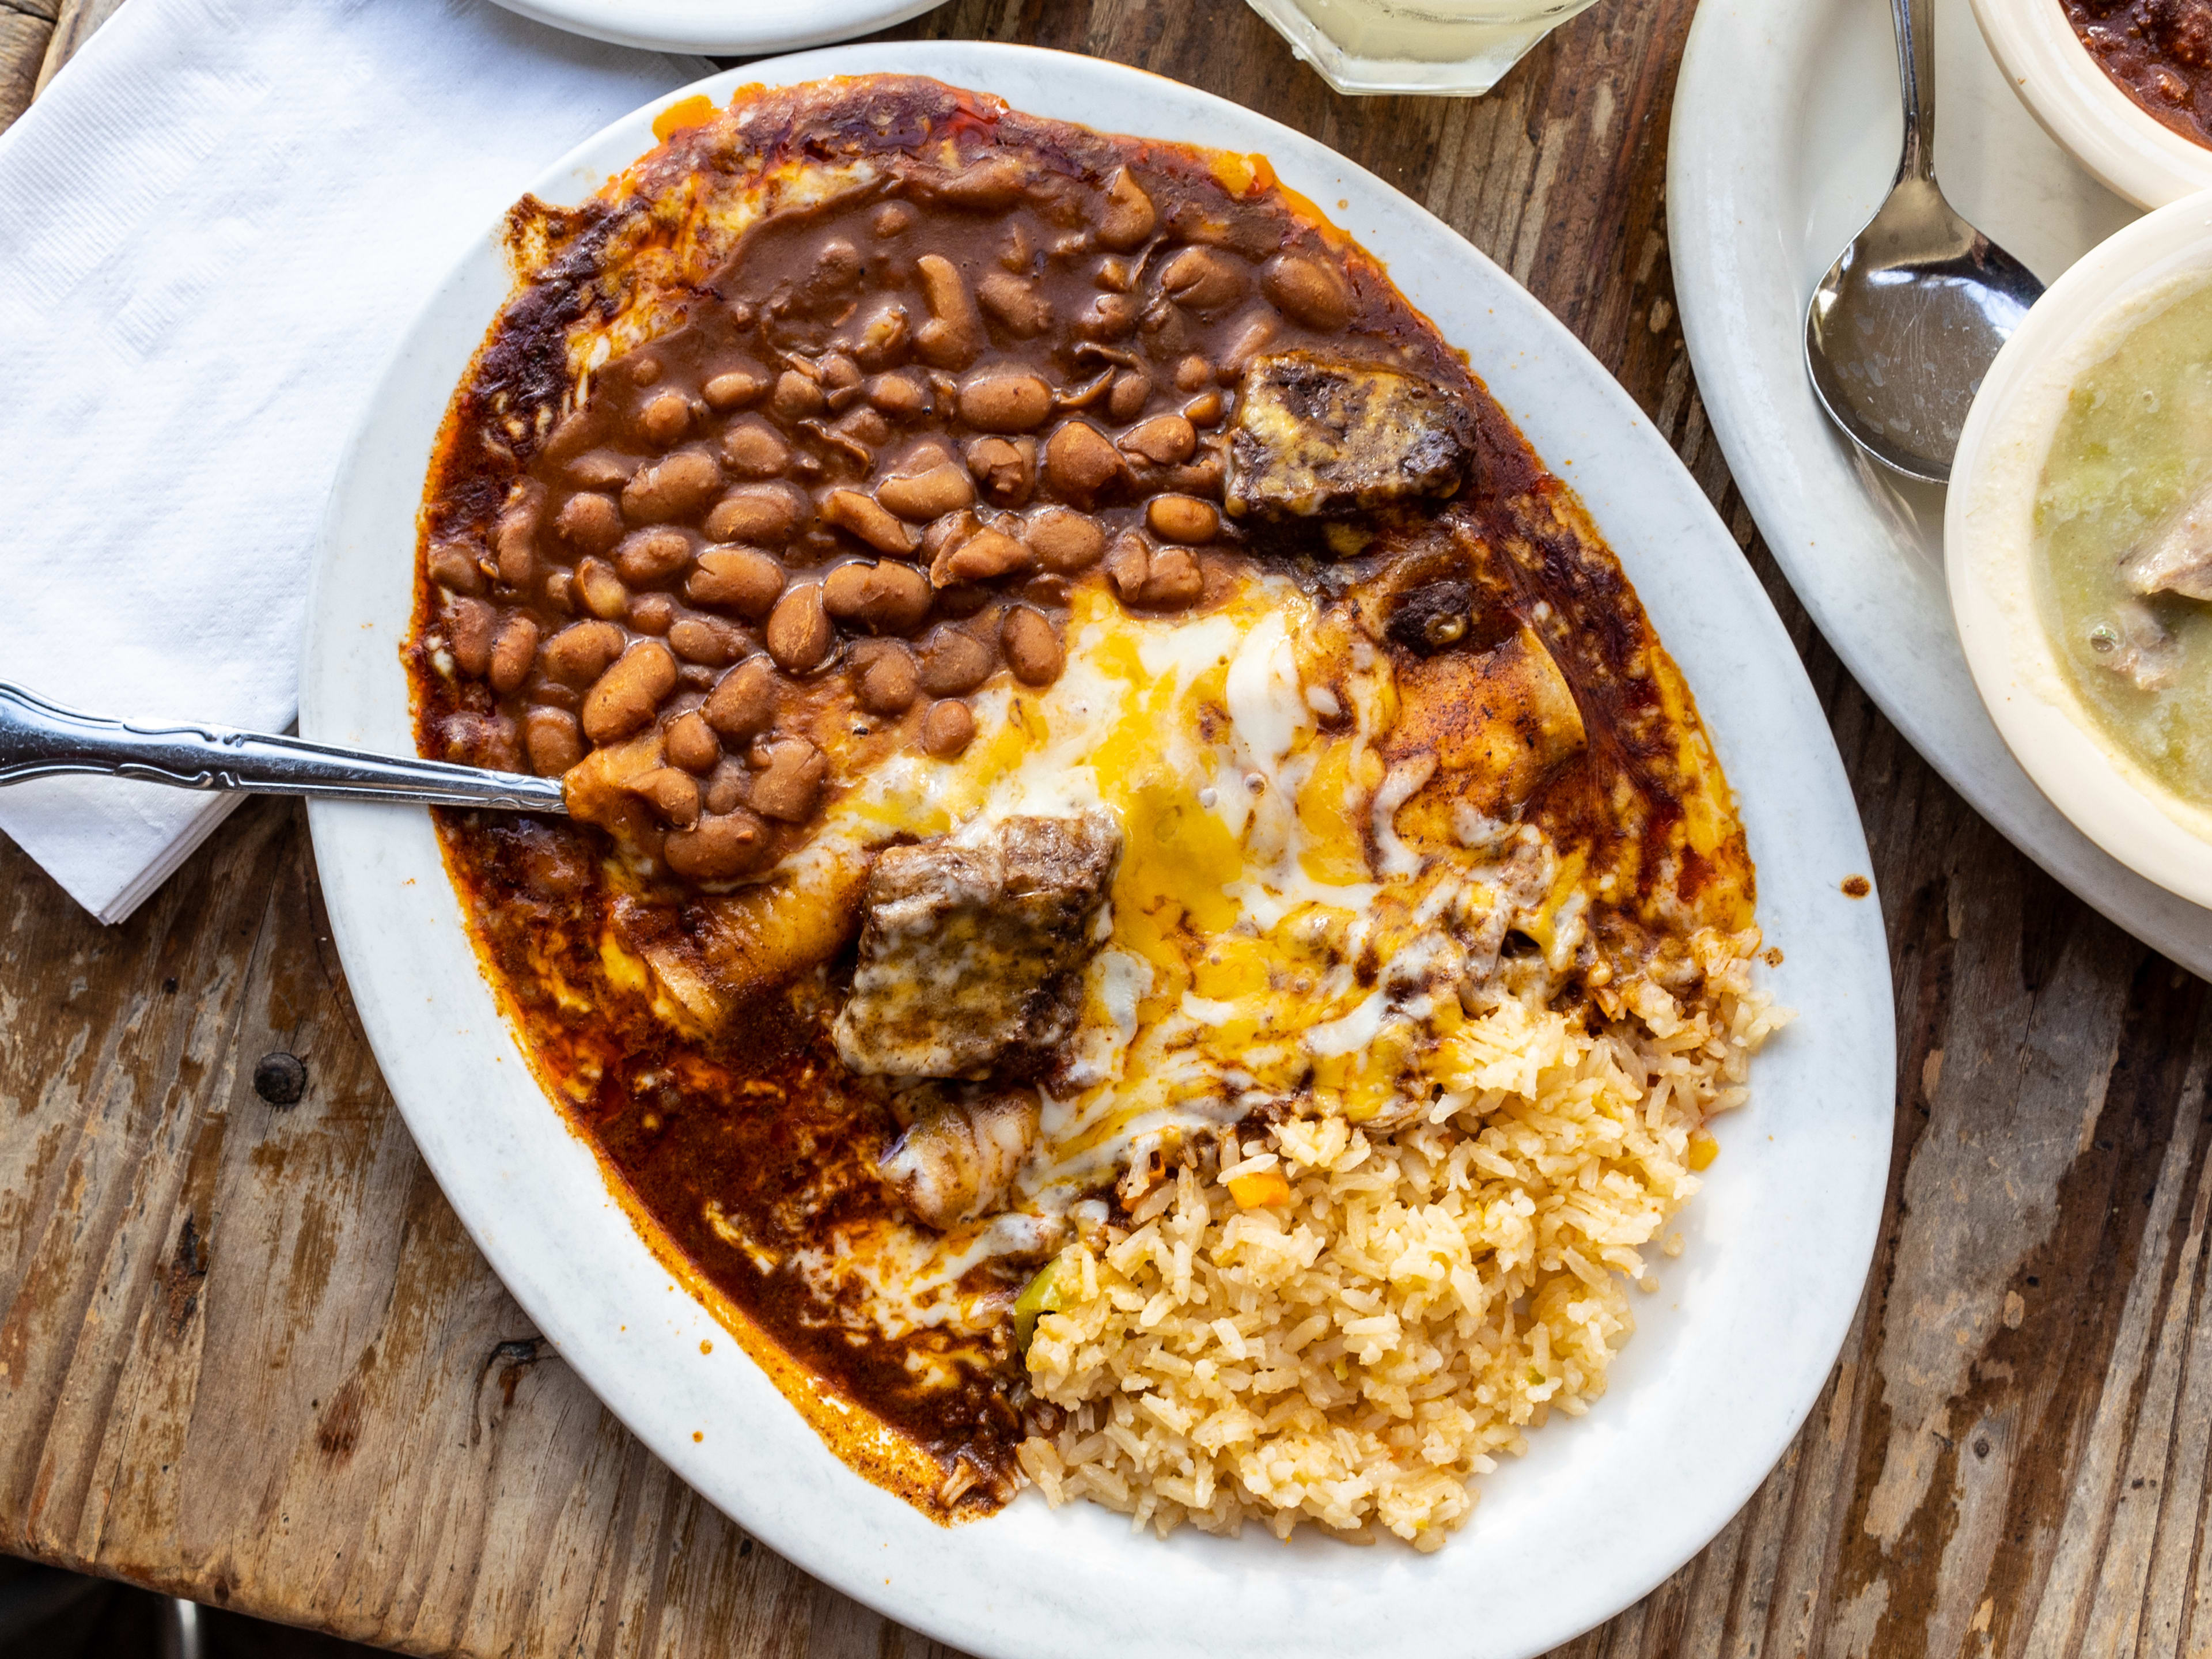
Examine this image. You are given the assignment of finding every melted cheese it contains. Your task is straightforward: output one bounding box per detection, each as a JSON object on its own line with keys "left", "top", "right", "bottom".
{"left": 773, "top": 571, "right": 1601, "bottom": 1343}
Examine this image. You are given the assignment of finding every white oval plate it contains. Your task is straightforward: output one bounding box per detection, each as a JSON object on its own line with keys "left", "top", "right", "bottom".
{"left": 1665, "top": 0, "right": 2212, "bottom": 976}
{"left": 484, "top": 0, "right": 948, "bottom": 54}
{"left": 301, "top": 43, "right": 1892, "bottom": 1659}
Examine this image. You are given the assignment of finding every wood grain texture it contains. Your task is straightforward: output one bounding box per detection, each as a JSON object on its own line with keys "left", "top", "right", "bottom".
{"left": 3, "top": 0, "right": 2203, "bottom": 1654}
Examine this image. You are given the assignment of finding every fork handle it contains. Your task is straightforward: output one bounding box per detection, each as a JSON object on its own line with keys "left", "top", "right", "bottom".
{"left": 0, "top": 681, "right": 566, "bottom": 814}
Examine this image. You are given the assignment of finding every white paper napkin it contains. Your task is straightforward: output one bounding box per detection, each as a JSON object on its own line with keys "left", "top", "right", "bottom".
{"left": 0, "top": 0, "right": 706, "bottom": 922}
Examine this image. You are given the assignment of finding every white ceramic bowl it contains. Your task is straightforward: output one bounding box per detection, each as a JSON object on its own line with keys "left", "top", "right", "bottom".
{"left": 1949, "top": 194, "right": 2212, "bottom": 909}
{"left": 301, "top": 41, "right": 1893, "bottom": 1659}
{"left": 1968, "top": 0, "right": 2212, "bottom": 207}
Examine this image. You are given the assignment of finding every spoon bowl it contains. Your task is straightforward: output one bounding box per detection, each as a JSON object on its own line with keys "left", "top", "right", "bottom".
{"left": 1803, "top": 0, "right": 2044, "bottom": 483}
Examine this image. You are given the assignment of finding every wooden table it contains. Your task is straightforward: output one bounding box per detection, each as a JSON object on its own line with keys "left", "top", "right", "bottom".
{"left": 5, "top": 1, "right": 2207, "bottom": 1654}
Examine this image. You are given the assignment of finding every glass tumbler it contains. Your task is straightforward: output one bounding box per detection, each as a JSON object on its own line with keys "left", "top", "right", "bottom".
{"left": 1243, "top": 0, "right": 1605, "bottom": 94}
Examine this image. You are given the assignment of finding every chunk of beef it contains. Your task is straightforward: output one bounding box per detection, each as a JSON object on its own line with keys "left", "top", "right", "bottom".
{"left": 1225, "top": 351, "right": 1474, "bottom": 522}
{"left": 832, "top": 810, "right": 1122, "bottom": 1078}
{"left": 878, "top": 1090, "right": 1041, "bottom": 1229}
{"left": 2121, "top": 479, "right": 2212, "bottom": 603}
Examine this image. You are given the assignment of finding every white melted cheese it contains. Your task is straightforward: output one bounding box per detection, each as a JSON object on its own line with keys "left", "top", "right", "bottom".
{"left": 760, "top": 577, "right": 1577, "bottom": 1344}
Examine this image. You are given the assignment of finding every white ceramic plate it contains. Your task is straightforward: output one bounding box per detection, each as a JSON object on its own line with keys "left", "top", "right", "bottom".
{"left": 1967, "top": 0, "right": 2212, "bottom": 209}
{"left": 1667, "top": 0, "right": 2212, "bottom": 977}
{"left": 301, "top": 43, "right": 1892, "bottom": 1659}
{"left": 1949, "top": 197, "right": 2212, "bottom": 910}
{"left": 484, "top": 0, "right": 948, "bottom": 54}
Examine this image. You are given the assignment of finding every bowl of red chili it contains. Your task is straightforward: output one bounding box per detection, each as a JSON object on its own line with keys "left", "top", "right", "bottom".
{"left": 1970, "top": 0, "right": 2212, "bottom": 207}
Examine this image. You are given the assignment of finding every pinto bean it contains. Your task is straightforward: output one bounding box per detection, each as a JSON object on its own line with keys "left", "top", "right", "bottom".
{"left": 869, "top": 371, "right": 929, "bottom": 421}
{"left": 524, "top": 707, "right": 584, "bottom": 777}
{"left": 1043, "top": 420, "right": 1127, "bottom": 503}
{"left": 835, "top": 406, "right": 892, "bottom": 449}
{"left": 772, "top": 369, "right": 828, "bottom": 421}
{"left": 705, "top": 483, "right": 807, "bottom": 544}
{"left": 665, "top": 810, "right": 774, "bottom": 881}
{"left": 626, "top": 765, "right": 702, "bottom": 830}
{"left": 721, "top": 419, "right": 791, "bottom": 479}
{"left": 966, "top": 437, "right": 1036, "bottom": 507}
{"left": 449, "top": 599, "right": 495, "bottom": 677}
{"left": 494, "top": 498, "right": 540, "bottom": 588}
{"left": 1025, "top": 507, "right": 1107, "bottom": 573}
{"left": 489, "top": 616, "right": 540, "bottom": 694}
{"left": 821, "top": 353, "right": 863, "bottom": 397}
{"left": 931, "top": 527, "right": 1032, "bottom": 588}
{"left": 541, "top": 619, "right": 626, "bottom": 685}
{"left": 638, "top": 389, "right": 692, "bottom": 446}
{"left": 615, "top": 527, "right": 692, "bottom": 585}
{"left": 921, "top": 699, "right": 977, "bottom": 759}
{"left": 704, "top": 656, "right": 778, "bottom": 741}
{"left": 427, "top": 541, "right": 486, "bottom": 599}
{"left": 914, "top": 255, "right": 984, "bottom": 370}
{"left": 685, "top": 546, "right": 785, "bottom": 618}
{"left": 918, "top": 626, "right": 997, "bottom": 695}
{"left": 1159, "top": 246, "right": 1247, "bottom": 314}
{"left": 563, "top": 450, "right": 631, "bottom": 491}
{"left": 976, "top": 271, "right": 1051, "bottom": 338}
{"left": 627, "top": 355, "right": 663, "bottom": 387}
{"left": 810, "top": 240, "right": 864, "bottom": 298}
{"left": 575, "top": 558, "right": 630, "bottom": 620}
{"left": 766, "top": 584, "right": 834, "bottom": 673}
{"left": 821, "top": 488, "right": 918, "bottom": 555}
{"left": 1075, "top": 293, "right": 1137, "bottom": 342}
{"left": 702, "top": 368, "right": 767, "bottom": 411}
{"left": 1262, "top": 251, "right": 1353, "bottom": 330}
{"left": 853, "top": 641, "right": 920, "bottom": 715}
{"left": 663, "top": 710, "right": 722, "bottom": 774}
{"left": 582, "top": 641, "right": 678, "bottom": 744}
{"left": 1108, "top": 534, "right": 1205, "bottom": 610}
{"left": 1120, "top": 414, "right": 1197, "bottom": 467}
{"left": 1108, "top": 370, "right": 1152, "bottom": 422}
{"left": 628, "top": 593, "right": 675, "bottom": 634}
{"left": 1174, "top": 355, "right": 1214, "bottom": 392}
{"left": 823, "top": 559, "right": 933, "bottom": 634}
{"left": 751, "top": 736, "right": 827, "bottom": 823}
{"left": 957, "top": 370, "right": 1053, "bottom": 434}
{"left": 877, "top": 462, "right": 975, "bottom": 521}
{"left": 874, "top": 202, "right": 914, "bottom": 238}
{"left": 555, "top": 491, "right": 623, "bottom": 556}
{"left": 622, "top": 449, "right": 723, "bottom": 524}
{"left": 703, "top": 760, "right": 750, "bottom": 817}
{"left": 1000, "top": 605, "right": 1064, "bottom": 687}
{"left": 668, "top": 615, "right": 745, "bottom": 666}
{"left": 1147, "top": 494, "right": 1219, "bottom": 544}
{"left": 1183, "top": 389, "right": 1226, "bottom": 426}
{"left": 855, "top": 301, "right": 912, "bottom": 371}
{"left": 1098, "top": 166, "right": 1157, "bottom": 252}
{"left": 935, "top": 154, "right": 1028, "bottom": 210}
{"left": 1218, "top": 315, "right": 1277, "bottom": 380}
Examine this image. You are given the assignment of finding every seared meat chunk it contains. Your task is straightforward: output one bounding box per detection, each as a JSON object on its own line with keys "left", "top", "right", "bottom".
{"left": 832, "top": 809, "right": 1122, "bottom": 1077}
{"left": 2094, "top": 595, "right": 2182, "bottom": 691}
{"left": 879, "top": 1090, "right": 1041, "bottom": 1229}
{"left": 2122, "top": 479, "right": 2212, "bottom": 601}
{"left": 1226, "top": 350, "right": 1474, "bottom": 521}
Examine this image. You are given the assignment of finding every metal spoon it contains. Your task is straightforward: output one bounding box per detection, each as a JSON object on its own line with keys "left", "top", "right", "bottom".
{"left": 1803, "top": 0, "right": 2044, "bottom": 483}
{"left": 0, "top": 681, "right": 565, "bottom": 813}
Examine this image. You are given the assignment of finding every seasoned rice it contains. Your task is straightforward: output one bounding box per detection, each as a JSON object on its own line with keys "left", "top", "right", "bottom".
{"left": 1017, "top": 932, "right": 1790, "bottom": 1550}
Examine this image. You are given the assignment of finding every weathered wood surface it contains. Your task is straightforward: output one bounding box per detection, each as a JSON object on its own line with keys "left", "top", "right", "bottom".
{"left": 3, "top": 1, "right": 2206, "bottom": 1655}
